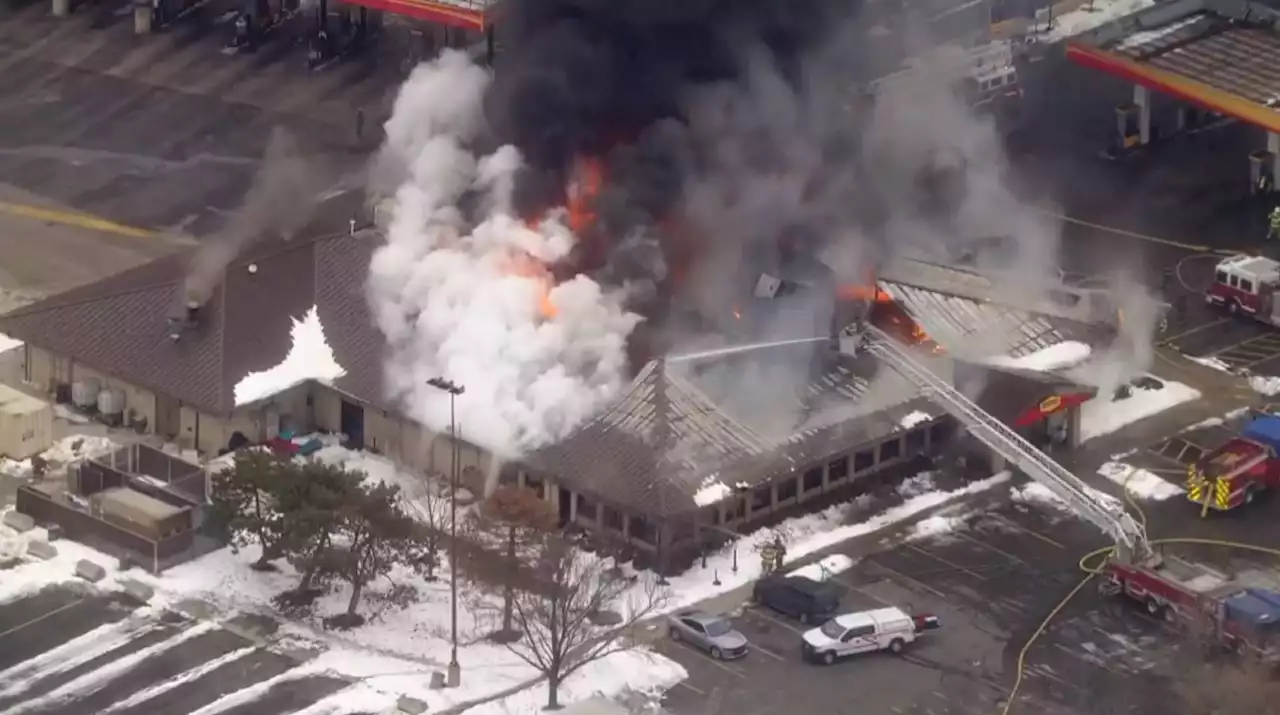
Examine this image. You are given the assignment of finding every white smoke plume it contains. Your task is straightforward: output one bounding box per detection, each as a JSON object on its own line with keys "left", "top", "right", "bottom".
{"left": 367, "top": 51, "right": 644, "bottom": 459}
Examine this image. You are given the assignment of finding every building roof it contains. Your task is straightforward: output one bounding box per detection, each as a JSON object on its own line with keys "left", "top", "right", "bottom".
{"left": 524, "top": 352, "right": 945, "bottom": 518}
{"left": 1065, "top": 0, "right": 1280, "bottom": 133}
{"left": 0, "top": 231, "right": 384, "bottom": 418}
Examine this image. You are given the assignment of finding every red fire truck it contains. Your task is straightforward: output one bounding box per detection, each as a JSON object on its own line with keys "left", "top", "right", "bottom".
{"left": 1102, "top": 556, "right": 1280, "bottom": 659}
{"left": 1186, "top": 414, "right": 1280, "bottom": 512}
{"left": 1205, "top": 254, "right": 1280, "bottom": 321}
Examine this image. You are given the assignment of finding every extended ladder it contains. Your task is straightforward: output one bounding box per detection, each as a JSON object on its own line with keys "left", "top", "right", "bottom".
{"left": 842, "top": 324, "right": 1151, "bottom": 563}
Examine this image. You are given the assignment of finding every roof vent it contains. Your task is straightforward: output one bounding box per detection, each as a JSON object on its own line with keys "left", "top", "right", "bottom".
{"left": 167, "top": 302, "right": 201, "bottom": 342}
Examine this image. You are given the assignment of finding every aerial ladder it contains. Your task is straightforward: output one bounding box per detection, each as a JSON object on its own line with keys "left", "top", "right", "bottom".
{"left": 839, "top": 322, "right": 1154, "bottom": 565}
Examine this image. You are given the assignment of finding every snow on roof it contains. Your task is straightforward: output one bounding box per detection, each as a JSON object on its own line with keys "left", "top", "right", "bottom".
{"left": 1078, "top": 377, "right": 1200, "bottom": 442}
{"left": 1043, "top": 0, "right": 1156, "bottom": 42}
{"left": 0, "top": 332, "right": 20, "bottom": 353}
{"left": 693, "top": 475, "right": 732, "bottom": 507}
{"left": 986, "top": 341, "right": 1092, "bottom": 372}
{"left": 233, "top": 306, "right": 346, "bottom": 407}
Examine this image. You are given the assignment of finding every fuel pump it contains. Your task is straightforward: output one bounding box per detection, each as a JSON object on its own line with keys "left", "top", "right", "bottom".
{"left": 1115, "top": 103, "right": 1142, "bottom": 150}
{"left": 1251, "top": 150, "right": 1276, "bottom": 195}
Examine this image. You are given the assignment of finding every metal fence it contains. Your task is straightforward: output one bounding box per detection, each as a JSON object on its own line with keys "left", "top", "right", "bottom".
{"left": 16, "top": 485, "right": 197, "bottom": 574}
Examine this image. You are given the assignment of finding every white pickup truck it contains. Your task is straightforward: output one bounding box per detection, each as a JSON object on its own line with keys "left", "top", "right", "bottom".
{"left": 800, "top": 607, "right": 940, "bottom": 665}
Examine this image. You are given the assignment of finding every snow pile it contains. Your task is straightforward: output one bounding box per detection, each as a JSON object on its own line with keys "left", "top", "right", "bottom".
{"left": 234, "top": 306, "right": 346, "bottom": 406}
{"left": 1011, "top": 481, "right": 1121, "bottom": 514}
{"left": 0, "top": 510, "right": 121, "bottom": 602}
{"left": 1183, "top": 407, "right": 1250, "bottom": 432}
{"left": 1250, "top": 376, "right": 1280, "bottom": 396}
{"left": 655, "top": 471, "right": 1012, "bottom": 611}
{"left": 693, "top": 475, "right": 735, "bottom": 507}
{"left": 1040, "top": 0, "right": 1156, "bottom": 42}
{"left": 897, "top": 472, "right": 936, "bottom": 498}
{"left": 367, "top": 51, "right": 642, "bottom": 458}
{"left": 0, "top": 332, "right": 20, "bottom": 353}
{"left": 1097, "top": 462, "right": 1182, "bottom": 501}
{"left": 900, "top": 411, "right": 932, "bottom": 429}
{"left": 1079, "top": 378, "right": 1200, "bottom": 441}
{"left": 0, "top": 435, "right": 117, "bottom": 478}
{"left": 906, "top": 512, "right": 971, "bottom": 541}
{"left": 987, "top": 341, "right": 1091, "bottom": 372}
{"left": 788, "top": 554, "right": 856, "bottom": 582}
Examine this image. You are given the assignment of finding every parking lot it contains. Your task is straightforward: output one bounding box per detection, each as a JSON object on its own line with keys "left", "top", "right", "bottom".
{"left": 0, "top": 585, "right": 357, "bottom": 715}
{"left": 656, "top": 494, "right": 1208, "bottom": 715}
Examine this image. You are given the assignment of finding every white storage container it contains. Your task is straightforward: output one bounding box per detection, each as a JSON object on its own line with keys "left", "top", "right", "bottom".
{"left": 71, "top": 378, "right": 101, "bottom": 409}
{"left": 0, "top": 385, "right": 54, "bottom": 459}
{"left": 97, "top": 388, "right": 125, "bottom": 417}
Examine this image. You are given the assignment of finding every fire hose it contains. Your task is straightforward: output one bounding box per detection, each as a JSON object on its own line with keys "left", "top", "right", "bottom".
{"left": 999, "top": 470, "right": 1280, "bottom": 715}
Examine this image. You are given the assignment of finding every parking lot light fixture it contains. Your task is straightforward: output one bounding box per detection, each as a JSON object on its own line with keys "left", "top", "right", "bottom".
{"left": 426, "top": 376, "right": 465, "bottom": 688}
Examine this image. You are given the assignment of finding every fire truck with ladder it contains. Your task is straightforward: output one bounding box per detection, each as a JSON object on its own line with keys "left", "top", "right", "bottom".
{"left": 1186, "top": 414, "right": 1280, "bottom": 513}
{"left": 1204, "top": 254, "right": 1280, "bottom": 323}
{"left": 839, "top": 322, "right": 1280, "bottom": 659}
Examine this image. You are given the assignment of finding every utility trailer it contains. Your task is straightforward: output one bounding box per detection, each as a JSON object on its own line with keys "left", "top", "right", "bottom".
{"left": 1187, "top": 414, "right": 1280, "bottom": 513}
{"left": 839, "top": 322, "right": 1280, "bottom": 660}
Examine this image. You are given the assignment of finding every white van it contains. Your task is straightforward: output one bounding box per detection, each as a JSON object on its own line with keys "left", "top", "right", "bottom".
{"left": 800, "top": 607, "right": 920, "bottom": 664}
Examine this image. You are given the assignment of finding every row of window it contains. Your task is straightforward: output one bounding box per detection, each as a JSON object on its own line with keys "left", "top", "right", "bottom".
{"left": 1216, "top": 270, "right": 1255, "bottom": 293}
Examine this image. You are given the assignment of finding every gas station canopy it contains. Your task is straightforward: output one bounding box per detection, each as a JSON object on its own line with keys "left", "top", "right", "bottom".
{"left": 1066, "top": 0, "right": 1280, "bottom": 134}
{"left": 344, "top": 0, "right": 492, "bottom": 30}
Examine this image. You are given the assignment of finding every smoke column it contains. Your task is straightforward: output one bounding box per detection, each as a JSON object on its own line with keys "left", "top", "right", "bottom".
{"left": 182, "top": 128, "right": 328, "bottom": 307}
{"left": 368, "top": 51, "right": 643, "bottom": 458}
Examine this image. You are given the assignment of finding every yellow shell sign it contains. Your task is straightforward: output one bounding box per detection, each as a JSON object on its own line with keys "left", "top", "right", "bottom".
{"left": 1039, "top": 395, "right": 1063, "bottom": 414}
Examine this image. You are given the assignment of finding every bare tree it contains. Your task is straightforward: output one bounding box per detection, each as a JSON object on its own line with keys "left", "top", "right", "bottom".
{"left": 477, "top": 485, "right": 558, "bottom": 639}
{"left": 399, "top": 474, "right": 451, "bottom": 580}
{"left": 505, "top": 534, "right": 666, "bottom": 710}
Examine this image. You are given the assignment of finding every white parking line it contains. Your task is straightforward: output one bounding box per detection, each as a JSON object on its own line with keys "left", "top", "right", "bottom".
{"left": 677, "top": 680, "right": 708, "bottom": 695}
{"left": 955, "top": 532, "right": 1031, "bottom": 569}
{"left": 749, "top": 642, "right": 787, "bottom": 661}
{"left": 665, "top": 641, "right": 749, "bottom": 679}
{"left": 863, "top": 558, "right": 949, "bottom": 600}
{"left": 829, "top": 575, "right": 893, "bottom": 607}
{"left": 741, "top": 607, "right": 808, "bottom": 636}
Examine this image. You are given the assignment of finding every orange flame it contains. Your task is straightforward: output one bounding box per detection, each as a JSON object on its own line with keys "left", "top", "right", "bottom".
{"left": 567, "top": 156, "right": 604, "bottom": 235}
{"left": 501, "top": 254, "right": 558, "bottom": 320}
{"left": 839, "top": 282, "right": 945, "bottom": 354}
{"left": 733, "top": 305, "right": 742, "bottom": 321}
{"left": 837, "top": 284, "right": 895, "bottom": 302}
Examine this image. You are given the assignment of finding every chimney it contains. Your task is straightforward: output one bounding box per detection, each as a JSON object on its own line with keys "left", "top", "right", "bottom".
{"left": 186, "top": 301, "right": 200, "bottom": 322}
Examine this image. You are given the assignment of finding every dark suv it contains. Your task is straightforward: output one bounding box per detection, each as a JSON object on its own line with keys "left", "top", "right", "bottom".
{"left": 753, "top": 575, "right": 841, "bottom": 624}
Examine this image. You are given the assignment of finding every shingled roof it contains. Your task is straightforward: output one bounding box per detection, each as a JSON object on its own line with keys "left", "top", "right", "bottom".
{"left": 524, "top": 352, "right": 942, "bottom": 518}
{"left": 0, "top": 232, "right": 385, "bottom": 416}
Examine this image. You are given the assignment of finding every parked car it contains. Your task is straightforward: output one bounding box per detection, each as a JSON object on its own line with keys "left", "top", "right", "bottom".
{"left": 667, "top": 609, "right": 749, "bottom": 660}
{"left": 752, "top": 575, "right": 841, "bottom": 624}
{"left": 801, "top": 607, "right": 939, "bottom": 665}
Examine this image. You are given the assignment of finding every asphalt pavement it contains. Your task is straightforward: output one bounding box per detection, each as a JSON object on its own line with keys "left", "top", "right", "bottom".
{"left": 0, "top": 584, "right": 353, "bottom": 715}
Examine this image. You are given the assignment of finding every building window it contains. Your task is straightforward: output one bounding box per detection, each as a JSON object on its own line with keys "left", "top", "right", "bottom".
{"left": 602, "top": 506, "right": 623, "bottom": 531}
{"left": 930, "top": 420, "right": 955, "bottom": 446}
{"left": 752, "top": 485, "right": 772, "bottom": 511}
{"left": 729, "top": 498, "right": 746, "bottom": 521}
{"left": 629, "top": 516, "right": 653, "bottom": 544}
{"left": 577, "top": 495, "right": 597, "bottom": 522}
{"left": 778, "top": 478, "right": 798, "bottom": 502}
{"left": 880, "top": 438, "right": 901, "bottom": 461}
{"left": 828, "top": 456, "right": 850, "bottom": 482}
{"left": 524, "top": 475, "right": 545, "bottom": 499}
{"left": 853, "top": 450, "right": 875, "bottom": 473}
{"left": 802, "top": 467, "right": 823, "bottom": 492}
{"left": 906, "top": 428, "right": 927, "bottom": 453}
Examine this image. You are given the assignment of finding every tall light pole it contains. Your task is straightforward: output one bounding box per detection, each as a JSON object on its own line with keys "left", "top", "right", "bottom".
{"left": 427, "top": 376, "right": 465, "bottom": 688}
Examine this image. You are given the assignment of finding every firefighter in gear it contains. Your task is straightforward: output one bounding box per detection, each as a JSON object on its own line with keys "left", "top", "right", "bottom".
{"left": 1269, "top": 207, "right": 1280, "bottom": 239}
{"left": 759, "top": 535, "right": 787, "bottom": 575}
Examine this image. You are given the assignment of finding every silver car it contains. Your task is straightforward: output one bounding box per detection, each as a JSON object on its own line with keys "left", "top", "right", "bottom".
{"left": 667, "top": 609, "right": 749, "bottom": 660}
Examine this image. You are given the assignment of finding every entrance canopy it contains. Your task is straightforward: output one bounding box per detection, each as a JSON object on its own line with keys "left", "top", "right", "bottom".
{"left": 345, "top": 0, "right": 492, "bottom": 31}
{"left": 1066, "top": 0, "right": 1280, "bottom": 134}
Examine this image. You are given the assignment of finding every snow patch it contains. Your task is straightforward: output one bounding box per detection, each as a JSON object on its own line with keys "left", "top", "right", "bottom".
{"left": 900, "top": 410, "right": 932, "bottom": 429}
{"left": 0, "top": 512, "right": 122, "bottom": 602}
{"left": 897, "top": 472, "right": 936, "bottom": 498}
{"left": 1040, "top": 0, "right": 1156, "bottom": 42}
{"left": 1079, "top": 378, "right": 1200, "bottom": 442}
{"left": 1011, "top": 481, "right": 1121, "bottom": 513}
{"left": 788, "top": 554, "right": 856, "bottom": 582}
{"left": 1183, "top": 407, "right": 1251, "bottom": 432}
{"left": 655, "top": 471, "right": 1012, "bottom": 611}
{"left": 987, "top": 341, "right": 1091, "bottom": 372}
{"left": 0, "top": 435, "right": 118, "bottom": 479}
{"left": 907, "top": 512, "right": 971, "bottom": 541}
{"left": 1186, "top": 354, "right": 1232, "bottom": 373}
{"left": 1250, "top": 375, "right": 1280, "bottom": 396}
{"left": 233, "top": 306, "right": 346, "bottom": 406}
{"left": 0, "top": 332, "right": 21, "bottom": 353}
{"left": 1097, "top": 462, "right": 1182, "bottom": 501}
{"left": 693, "top": 475, "right": 732, "bottom": 507}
